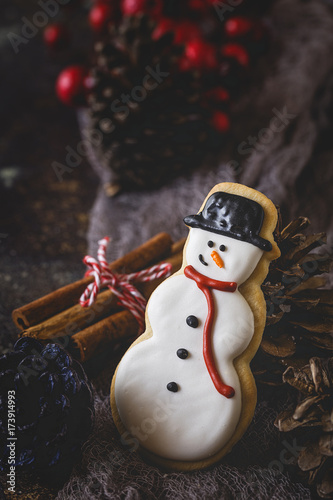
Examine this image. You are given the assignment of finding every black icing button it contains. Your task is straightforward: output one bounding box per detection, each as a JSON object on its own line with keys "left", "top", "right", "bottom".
{"left": 167, "top": 382, "right": 179, "bottom": 393}
{"left": 177, "top": 348, "right": 188, "bottom": 359}
{"left": 186, "top": 315, "right": 199, "bottom": 328}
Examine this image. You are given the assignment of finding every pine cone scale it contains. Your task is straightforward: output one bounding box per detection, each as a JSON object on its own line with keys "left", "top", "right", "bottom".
{"left": 276, "top": 357, "right": 333, "bottom": 498}
{"left": 275, "top": 409, "right": 321, "bottom": 432}
{"left": 298, "top": 443, "right": 325, "bottom": 472}
{"left": 322, "top": 412, "right": 333, "bottom": 432}
{"left": 290, "top": 317, "right": 333, "bottom": 334}
{"left": 293, "top": 394, "right": 326, "bottom": 420}
{"left": 280, "top": 217, "right": 310, "bottom": 241}
{"left": 282, "top": 364, "right": 314, "bottom": 393}
{"left": 319, "top": 434, "right": 333, "bottom": 457}
{"left": 317, "top": 467, "right": 333, "bottom": 498}
{"left": 261, "top": 333, "right": 296, "bottom": 358}
{"left": 287, "top": 276, "right": 328, "bottom": 296}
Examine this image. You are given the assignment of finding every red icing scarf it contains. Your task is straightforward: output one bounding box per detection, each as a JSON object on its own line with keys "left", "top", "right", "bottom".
{"left": 184, "top": 265, "right": 237, "bottom": 399}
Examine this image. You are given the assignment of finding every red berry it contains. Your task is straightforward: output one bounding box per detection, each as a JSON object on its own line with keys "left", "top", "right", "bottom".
{"left": 89, "top": 3, "right": 114, "bottom": 32}
{"left": 221, "top": 43, "right": 249, "bottom": 67}
{"left": 121, "top": 0, "right": 162, "bottom": 18}
{"left": 43, "top": 24, "right": 69, "bottom": 50}
{"left": 152, "top": 18, "right": 173, "bottom": 40}
{"left": 224, "top": 17, "right": 253, "bottom": 38}
{"left": 184, "top": 39, "right": 218, "bottom": 70}
{"left": 55, "top": 66, "right": 90, "bottom": 106}
{"left": 188, "top": 0, "right": 215, "bottom": 12}
{"left": 121, "top": 0, "right": 144, "bottom": 15}
{"left": 174, "top": 21, "right": 201, "bottom": 44}
{"left": 204, "top": 87, "right": 230, "bottom": 103}
{"left": 211, "top": 111, "right": 230, "bottom": 132}
{"left": 153, "top": 19, "right": 201, "bottom": 44}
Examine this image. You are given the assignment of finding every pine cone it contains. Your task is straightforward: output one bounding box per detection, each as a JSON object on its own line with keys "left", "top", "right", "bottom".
{"left": 0, "top": 338, "right": 94, "bottom": 487}
{"left": 86, "top": 7, "right": 269, "bottom": 192}
{"left": 275, "top": 357, "right": 333, "bottom": 498}
{"left": 252, "top": 212, "right": 333, "bottom": 386}
{"left": 87, "top": 15, "right": 213, "bottom": 191}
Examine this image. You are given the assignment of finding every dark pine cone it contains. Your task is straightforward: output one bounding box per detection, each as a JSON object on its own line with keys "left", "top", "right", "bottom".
{"left": 252, "top": 212, "right": 333, "bottom": 386}
{"left": 87, "top": 14, "right": 232, "bottom": 192}
{"left": 0, "top": 338, "right": 94, "bottom": 486}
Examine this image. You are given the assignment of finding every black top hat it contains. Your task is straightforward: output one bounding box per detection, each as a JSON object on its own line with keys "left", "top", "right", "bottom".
{"left": 184, "top": 191, "right": 272, "bottom": 251}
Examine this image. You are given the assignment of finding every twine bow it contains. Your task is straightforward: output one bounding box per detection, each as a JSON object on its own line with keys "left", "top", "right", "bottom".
{"left": 79, "top": 237, "right": 172, "bottom": 332}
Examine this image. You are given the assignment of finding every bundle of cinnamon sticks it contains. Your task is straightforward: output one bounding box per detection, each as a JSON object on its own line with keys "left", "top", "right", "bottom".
{"left": 12, "top": 233, "right": 185, "bottom": 363}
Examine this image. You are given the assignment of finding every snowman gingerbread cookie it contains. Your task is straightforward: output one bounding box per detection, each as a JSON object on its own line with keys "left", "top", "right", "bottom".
{"left": 111, "top": 182, "right": 280, "bottom": 470}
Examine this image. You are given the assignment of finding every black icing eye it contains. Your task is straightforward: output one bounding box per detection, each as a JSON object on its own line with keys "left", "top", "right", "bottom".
{"left": 207, "top": 241, "right": 214, "bottom": 248}
{"left": 219, "top": 244, "right": 226, "bottom": 252}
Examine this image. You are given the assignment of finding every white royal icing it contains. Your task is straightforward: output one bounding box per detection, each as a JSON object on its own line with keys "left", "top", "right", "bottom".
{"left": 114, "top": 227, "right": 263, "bottom": 462}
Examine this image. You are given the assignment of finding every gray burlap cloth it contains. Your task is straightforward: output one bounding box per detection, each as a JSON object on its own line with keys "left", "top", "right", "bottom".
{"left": 57, "top": 0, "right": 333, "bottom": 498}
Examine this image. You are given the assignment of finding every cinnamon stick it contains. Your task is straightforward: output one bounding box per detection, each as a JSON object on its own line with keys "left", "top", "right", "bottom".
{"left": 20, "top": 289, "right": 120, "bottom": 340}
{"left": 20, "top": 248, "right": 183, "bottom": 342}
{"left": 12, "top": 232, "right": 173, "bottom": 330}
{"left": 71, "top": 310, "right": 137, "bottom": 362}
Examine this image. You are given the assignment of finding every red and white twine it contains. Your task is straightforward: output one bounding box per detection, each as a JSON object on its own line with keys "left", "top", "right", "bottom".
{"left": 79, "top": 237, "right": 172, "bottom": 332}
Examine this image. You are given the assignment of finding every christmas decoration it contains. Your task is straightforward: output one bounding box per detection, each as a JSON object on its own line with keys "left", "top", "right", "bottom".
{"left": 0, "top": 338, "right": 94, "bottom": 486}
{"left": 252, "top": 212, "right": 333, "bottom": 386}
{"left": 88, "top": 14, "right": 220, "bottom": 190}
{"left": 121, "top": 0, "right": 163, "bottom": 18}
{"left": 111, "top": 183, "right": 279, "bottom": 469}
{"left": 79, "top": 236, "right": 172, "bottom": 331}
{"left": 11, "top": 233, "right": 176, "bottom": 363}
{"left": 44, "top": 0, "right": 272, "bottom": 190}
{"left": 224, "top": 16, "right": 255, "bottom": 38}
{"left": 275, "top": 357, "right": 333, "bottom": 498}
{"left": 89, "top": 2, "right": 116, "bottom": 33}
{"left": 221, "top": 43, "right": 250, "bottom": 67}
{"left": 56, "top": 65, "right": 91, "bottom": 106}
{"left": 85, "top": 4, "right": 268, "bottom": 190}
{"left": 183, "top": 39, "right": 218, "bottom": 70}
{"left": 152, "top": 19, "right": 201, "bottom": 44}
{"left": 43, "top": 23, "right": 70, "bottom": 51}
{"left": 211, "top": 111, "right": 230, "bottom": 133}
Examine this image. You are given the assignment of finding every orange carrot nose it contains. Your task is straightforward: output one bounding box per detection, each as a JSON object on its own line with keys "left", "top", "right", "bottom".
{"left": 211, "top": 250, "right": 224, "bottom": 268}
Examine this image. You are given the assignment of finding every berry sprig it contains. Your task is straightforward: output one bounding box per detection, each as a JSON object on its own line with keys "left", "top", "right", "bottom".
{"left": 44, "top": 0, "right": 270, "bottom": 133}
